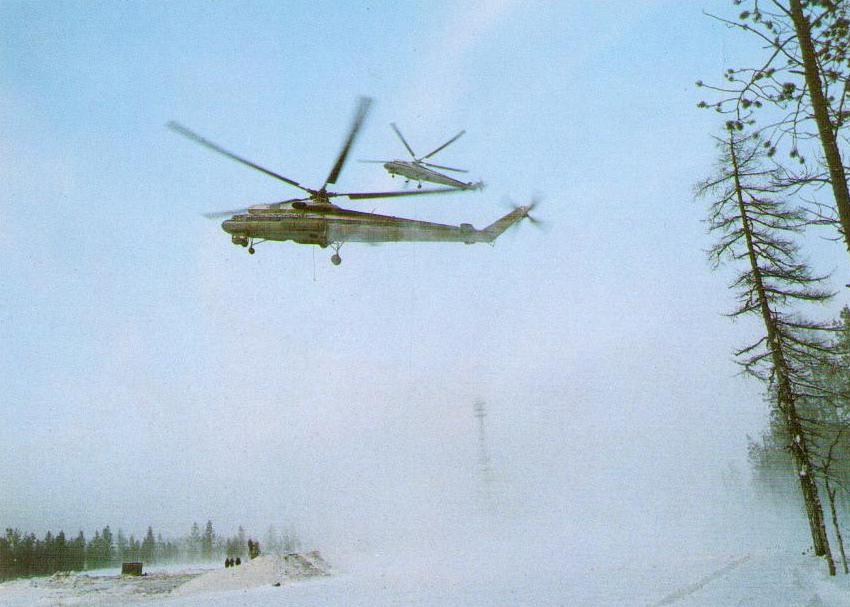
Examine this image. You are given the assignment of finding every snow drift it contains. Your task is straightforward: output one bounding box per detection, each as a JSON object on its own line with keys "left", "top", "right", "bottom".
{"left": 171, "top": 551, "right": 330, "bottom": 597}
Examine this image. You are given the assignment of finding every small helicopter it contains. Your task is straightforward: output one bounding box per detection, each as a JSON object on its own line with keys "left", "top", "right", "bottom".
{"left": 169, "top": 98, "right": 535, "bottom": 265}
{"left": 360, "top": 123, "right": 484, "bottom": 191}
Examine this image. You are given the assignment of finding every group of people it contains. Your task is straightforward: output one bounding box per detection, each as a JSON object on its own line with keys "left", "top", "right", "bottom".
{"left": 224, "top": 539, "right": 260, "bottom": 568}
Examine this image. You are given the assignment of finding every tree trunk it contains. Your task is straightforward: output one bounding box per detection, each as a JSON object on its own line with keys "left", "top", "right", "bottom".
{"left": 828, "top": 481, "right": 849, "bottom": 574}
{"left": 785, "top": 402, "right": 835, "bottom": 575}
{"left": 788, "top": 0, "right": 850, "bottom": 260}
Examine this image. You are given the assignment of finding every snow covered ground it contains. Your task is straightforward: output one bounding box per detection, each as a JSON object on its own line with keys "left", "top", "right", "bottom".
{"left": 2, "top": 546, "right": 850, "bottom": 606}
{"left": 0, "top": 552, "right": 329, "bottom": 607}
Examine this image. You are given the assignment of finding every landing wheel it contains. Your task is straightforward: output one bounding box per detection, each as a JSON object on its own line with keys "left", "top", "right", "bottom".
{"left": 417, "top": 183, "right": 422, "bottom": 189}
{"left": 248, "top": 247, "right": 255, "bottom": 255}
{"left": 331, "top": 254, "right": 342, "bottom": 266}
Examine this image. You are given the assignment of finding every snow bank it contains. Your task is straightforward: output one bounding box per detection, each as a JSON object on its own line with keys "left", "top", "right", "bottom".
{"left": 0, "top": 569, "right": 203, "bottom": 607}
{"left": 171, "top": 551, "right": 330, "bottom": 597}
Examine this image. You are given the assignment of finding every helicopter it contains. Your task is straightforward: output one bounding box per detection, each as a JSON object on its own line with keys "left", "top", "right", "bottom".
{"left": 169, "top": 97, "right": 536, "bottom": 265}
{"left": 360, "top": 123, "right": 484, "bottom": 191}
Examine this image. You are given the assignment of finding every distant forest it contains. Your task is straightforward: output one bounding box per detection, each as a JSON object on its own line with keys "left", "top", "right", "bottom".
{"left": 0, "top": 521, "right": 301, "bottom": 581}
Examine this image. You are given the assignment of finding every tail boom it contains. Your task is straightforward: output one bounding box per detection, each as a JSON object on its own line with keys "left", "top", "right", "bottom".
{"left": 480, "top": 206, "right": 530, "bottom": 242}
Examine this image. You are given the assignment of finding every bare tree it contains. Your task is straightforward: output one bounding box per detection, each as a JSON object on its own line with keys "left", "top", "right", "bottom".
{"left": 698, "top": 127, "right": 838, "bottom": 573}
{"left": 699, "top": 0, "right": 850, "bottom": 258}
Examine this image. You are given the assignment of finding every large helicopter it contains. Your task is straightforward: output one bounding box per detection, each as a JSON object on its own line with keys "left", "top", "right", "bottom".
{"left": 169, "top": 98, "right": 534, "bottom": 265}
{"left": 360, "top": 123, "right": 484, "bottom": 190}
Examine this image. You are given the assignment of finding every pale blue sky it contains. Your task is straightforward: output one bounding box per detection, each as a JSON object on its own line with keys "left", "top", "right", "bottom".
{"left": 2, "top": 0, "right": 848, "bottom": 550}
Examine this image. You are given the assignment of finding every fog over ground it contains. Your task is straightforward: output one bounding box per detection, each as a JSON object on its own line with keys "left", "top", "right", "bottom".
{"left": 2, "top": 0, "right": 849, "bottom": 583}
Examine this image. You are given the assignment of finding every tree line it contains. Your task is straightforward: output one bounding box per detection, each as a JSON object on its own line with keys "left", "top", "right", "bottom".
{"left": 0, "top": 521, "right": 301, "bottom": 581}
{"left": 696, "top": 0, "right": 850, "bottom": 575}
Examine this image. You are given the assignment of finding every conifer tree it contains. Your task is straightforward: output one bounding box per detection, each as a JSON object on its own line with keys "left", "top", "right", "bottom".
{"left": 116, "top": 529, "right": 128, "bottom": 564}
{"left": 101, "top": 526, "right": 113, "bottom": 565}
{"left": 129, "top": 535, "right": 141, "bottom": 562}
{"left": 698, "top": 126, "right": 839, "bottom": 573}
{"left": 87, "top": 530, "right": 102, "bottom": 568}
{"left": 156, "top": 533, "right": 165, "bottom": 563}
{"left": 141, "top": 527, "right": 156, "bottom": 563}
{"left": 188, "top": 522, "right": 202, "bottom": 562}
{"left": 42, "top": 531, "right": 54, "bottom": 574}
{"left": 71, "top": 531, "right": 86, "bottom": 572}
{"left": 237, "top": 526, "right": 247, "bottom": 558}
{"left": 202, "top": 521, "right": 215, "bottom": 561}
{"left": 54, "top": 531, "right": 67, "bottom": 572}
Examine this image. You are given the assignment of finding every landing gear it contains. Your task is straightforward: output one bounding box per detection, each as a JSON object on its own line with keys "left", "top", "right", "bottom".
{"left": 417, "top": 182, "right": 422, "bottom": 189}
{"left": 330, "top": 242, "right": 343, "bottom": 266}
{"left": 240, "top": 237, "right": 266, "bottom": 255}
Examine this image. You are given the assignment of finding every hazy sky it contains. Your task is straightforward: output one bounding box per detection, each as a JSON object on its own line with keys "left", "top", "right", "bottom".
{"left": 2, "top": 0, "right": 848, "bottom": 555}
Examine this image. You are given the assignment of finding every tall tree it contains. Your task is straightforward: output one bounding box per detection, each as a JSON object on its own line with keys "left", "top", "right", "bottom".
{"left": 41, "top": 531, "right": 54, "bottom": 575}
{"left": 236, "top": 526, "right": 247, "bottom": 558}
{"left": 156, "top": 533, "right": 166, "bottom": 563}
{"left": 70, "top": 531, "right": 86, "bottom": 571}
{"left": 87, "top": 530, "right": 103, "bottom": 568}
{"left": 127, "top": 535, "right": 140, "bottom": 562}
{"left": 0, "top": 529, "right": 18, "bottom": 580}
{"left": 54, "top": 531, "right": 68, "bottom": 572}
{"left": 101, "top": 526, "right": 113, "bottom": 565}
{"left": 141, "top": 527, "right": 156, "bottom": 563}
{"left": 698, "top": 127, "right": 839, "bottom": 573}
{"left": 202, "top": 521, "right": 215, "bottom": 561}
{"left": 116, "top": 529, "right": 128, "bottom": 564}
{"left": 699, "top": 0, "right": 850, "bottom": 259}
{"left": 264, "top": 525, "right": 281, "bottom": 555}
{"left": 188, "top": 522, "right": 202, "bottom": 562}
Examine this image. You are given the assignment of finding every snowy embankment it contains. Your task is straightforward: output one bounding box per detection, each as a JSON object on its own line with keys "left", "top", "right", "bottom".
{"left": 0, "top": 551, "right": 330, "bottom": 607}
{"left": 171, "top": 551, "right": 330, "bottom": 598}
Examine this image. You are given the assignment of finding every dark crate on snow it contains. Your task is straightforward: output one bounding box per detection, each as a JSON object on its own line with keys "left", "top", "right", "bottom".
{"left": 121, "top": 562, "right": 143, "bottom": 576}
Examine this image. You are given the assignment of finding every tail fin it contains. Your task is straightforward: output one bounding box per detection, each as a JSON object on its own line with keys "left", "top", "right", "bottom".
{"left": 481, "top": 206, "right": 529, "bottom": 242}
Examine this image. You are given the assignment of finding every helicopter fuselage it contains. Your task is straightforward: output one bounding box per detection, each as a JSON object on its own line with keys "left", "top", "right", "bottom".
{"left": 382, "top": 161, "right": 480, "bottom": 190}
{"left": 221, "top": 202, "right": 492, "bottom": 247}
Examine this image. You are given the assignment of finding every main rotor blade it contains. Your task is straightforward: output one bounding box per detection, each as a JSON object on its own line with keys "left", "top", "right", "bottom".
{"left": 390, "top": 123, "right": 417, "bottom": 158}
{"left": 168, "top": 122, "right": 311, "bottom": 193}
{"left": 202, "top": 207, "right": 251, "bottom": 219}
{"left": 323, "top": 96, "right": 373, "bottom": 188}
{"left": 343, "top": 187, "right": 460, "bottom": 200}
{"left": 420, "top": 130, "right": 465, "bottom": 160}
{"left": 357, "top": 159, "right": 389, "bottom": 163}
{"left": 421, "top": 161, "right": 469, "bottom": 174}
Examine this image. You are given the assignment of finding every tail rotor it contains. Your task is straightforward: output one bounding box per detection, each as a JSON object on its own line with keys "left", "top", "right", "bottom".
{"left": 503, "top": 195, "right": 547, "bottom": 231}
